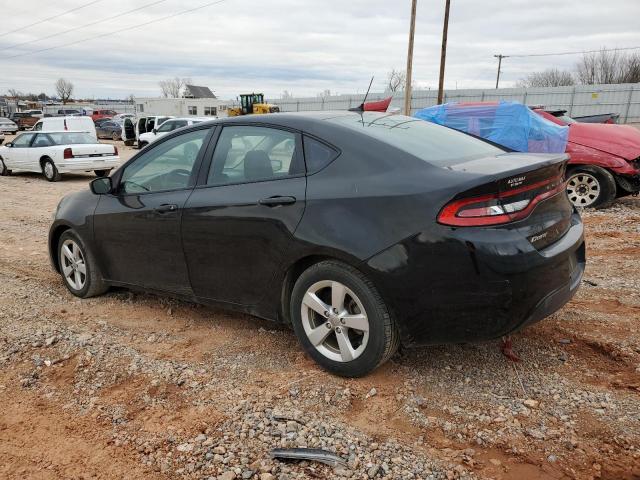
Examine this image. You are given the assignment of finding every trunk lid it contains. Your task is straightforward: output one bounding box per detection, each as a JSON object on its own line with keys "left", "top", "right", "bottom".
{"left": 568, "top": 123, "right": 640, "bottom": 160}
{"left": 439, "top": 152, "right": 572, "bottom": 249}
{"left": 68, "top": 144, "right": 117, "bottom": 157}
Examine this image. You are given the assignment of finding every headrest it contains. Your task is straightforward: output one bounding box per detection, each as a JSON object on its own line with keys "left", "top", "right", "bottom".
{"left": 244, "top": 150, "right": 273, "bottom": 180}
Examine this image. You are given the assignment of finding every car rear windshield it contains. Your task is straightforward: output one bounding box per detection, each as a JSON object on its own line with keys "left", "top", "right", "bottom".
{"left": 327, "top": 113, "right": 504, "bottom": 166}
{"left": 47, "top": 132, "right": 95, "bottom": 145}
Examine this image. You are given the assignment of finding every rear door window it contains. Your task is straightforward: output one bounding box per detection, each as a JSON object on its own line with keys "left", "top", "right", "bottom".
{"left": 207, "top": 126, "right": 302, "bottom": 185}
{"left": 303, "top": 136, "right": 340, "bottom": 173}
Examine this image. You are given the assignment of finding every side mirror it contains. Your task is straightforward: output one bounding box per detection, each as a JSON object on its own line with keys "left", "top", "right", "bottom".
{"left": 90, "top": 176, "right": 112, "bottom": 195}
{"left": 152, "top": 128, "right": 157, "bottom": 134}
{"left": 5, "top": 142, "right": 13, "bottom": 147}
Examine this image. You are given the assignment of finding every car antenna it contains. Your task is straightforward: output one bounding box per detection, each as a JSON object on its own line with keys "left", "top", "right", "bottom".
{"left": 349, "top": 76, "right": 374, "bottom": 112}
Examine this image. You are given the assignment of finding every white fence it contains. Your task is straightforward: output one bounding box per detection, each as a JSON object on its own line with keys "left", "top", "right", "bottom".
{"left": 268, "top": 83, "right": 640, "bottom": 123}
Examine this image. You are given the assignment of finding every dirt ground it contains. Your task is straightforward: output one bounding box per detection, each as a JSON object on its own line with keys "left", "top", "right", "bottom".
{"left": 0, "top": 134, "right": 639, "bottom": 480}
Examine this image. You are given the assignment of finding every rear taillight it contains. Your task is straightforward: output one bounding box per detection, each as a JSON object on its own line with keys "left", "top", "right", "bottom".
{"left": 438, "top": 176, "right": 566, "bottom": 227}
{"left": 63, "top": 148, "right": 73, "bottom": 159}
{"left": 113, "top": 145, "right": 118, "bottom": 155}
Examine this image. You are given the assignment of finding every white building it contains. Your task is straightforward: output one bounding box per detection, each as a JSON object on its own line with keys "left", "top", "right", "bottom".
{"left": 133, "top": 97, "right": 231, "bottom": 117}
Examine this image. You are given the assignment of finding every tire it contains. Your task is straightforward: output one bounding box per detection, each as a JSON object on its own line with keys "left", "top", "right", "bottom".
{"left": 94, "top": 169, "right": 110, "bottom": 177}
{"left": 138, "top": 141, "right": 148, "bottom": 150}
{"left": 566, "top": 165, "right": 617, "bottom": 209}
{"left": 0, "top": 157, "right": 11, "bottom": 176}
{"left": 112, "top": 131, "right": 119, "bottom": 141}
{"left": 41, "top": 158, "right": 61, "bottom": 182}
{"left": 58, "top": 230, "right": 108, "bottom": 298}
{"left": 290, "top": 260, "right": 399, "bottom": 377}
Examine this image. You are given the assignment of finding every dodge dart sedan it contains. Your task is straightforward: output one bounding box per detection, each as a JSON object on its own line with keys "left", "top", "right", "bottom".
{"left": 49, "top": 112, "right": 585, "bottom": 377}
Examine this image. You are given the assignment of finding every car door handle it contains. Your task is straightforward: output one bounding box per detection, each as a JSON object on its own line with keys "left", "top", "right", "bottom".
{"left": 154, "top": 203, "right": 178, "bottom": 213}
{"left": 258, "top": 196, "right": 296, "bottom": 207}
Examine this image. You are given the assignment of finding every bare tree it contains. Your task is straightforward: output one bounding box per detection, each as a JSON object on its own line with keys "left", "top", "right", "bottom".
{"left": 159, "top": 77, "right": 191, "bottom": 98}
{"left": 516, "top": 68, "right": 575, "bottom": 88}
{"left": 55, "top": 78, "right": 74, "bottom": 104}
{"left": 316, "top": 89, "right": 331, "bottom": 98}
{"left": 386, "top": 69, "right": 407, "bottom": 92}
{"left": 7, "top": 88, "right": 22, "bottom": 98}
{"left": 619, "top": 52, "right": 640, "bottom": 83}
{"left": 281, "top": 90, "right": 293, "bottom": 99}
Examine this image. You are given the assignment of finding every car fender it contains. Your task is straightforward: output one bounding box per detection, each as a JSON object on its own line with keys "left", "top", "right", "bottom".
{"left": 566, "top": 142, "right": 637, "bottom": 176}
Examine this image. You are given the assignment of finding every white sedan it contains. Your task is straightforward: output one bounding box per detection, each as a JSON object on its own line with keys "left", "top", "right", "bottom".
{"left": 138, "top": 117, "right": 210, "bottom": 148}
{"left": 0, "top": 131, "right": 120, "bottom": 182}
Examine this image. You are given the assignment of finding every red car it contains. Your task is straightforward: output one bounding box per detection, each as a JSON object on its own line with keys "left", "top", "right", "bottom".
{"left": 91, "top": 109, "right": 118, "bottom": 122}
{"left": 533, "top": 110, "right": 640, "bottom": 208}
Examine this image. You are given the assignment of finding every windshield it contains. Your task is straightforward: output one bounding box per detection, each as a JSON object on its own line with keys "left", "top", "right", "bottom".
{"left": 327, "top": 113, "right": 504, "bottom": 166}
{"left": 47, "top": 132, "right": 96, "bottom": 145}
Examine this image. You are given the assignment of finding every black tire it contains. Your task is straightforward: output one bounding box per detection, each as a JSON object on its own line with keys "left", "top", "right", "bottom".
{"left": 0, "top": 157, "right": 11, "bottom": 176}
{"left": 94, "top": 169, "right": 110, "bottom": 177}
{"left": 41, "top": 158, "right": 61, "bottom": 182}
{"left": 112, "top": 131, "right": 119, "bottom": 141}
{"left": 138, "top": 141, "right": 148, "bottom": 150}
{"left": 290, "top": 260, "right": 399, "bottom": 377}
{"left": 58, "top": 230, "right": 108, "bottom": 298}
{"left": 566, "top": 165, "right": 617, "bottom": 209}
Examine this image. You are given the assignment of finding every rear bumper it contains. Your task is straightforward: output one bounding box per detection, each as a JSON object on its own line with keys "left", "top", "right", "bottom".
{"left": 56, "top": 157, "right": 120, "bottom": 173}
{"left": 366, "top": 212, "right": 585, "bottom": 347}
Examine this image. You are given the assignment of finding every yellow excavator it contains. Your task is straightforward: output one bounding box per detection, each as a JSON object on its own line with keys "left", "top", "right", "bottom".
{"left": 228, "top": 93, "right": 280, "bottom": 116}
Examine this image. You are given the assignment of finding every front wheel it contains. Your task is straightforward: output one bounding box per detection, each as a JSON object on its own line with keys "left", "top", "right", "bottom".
{"left": 58, "top": 230, "right": 108, "bottom": 298}
{"left": 138, "top": 141, "right": 148, "bottom": 149}
{"left": 290, "top": 261, "right": 399, "bottom": 377}
{"left": 566, "top": 165, "right": 617, "bottom": 209}
{"left": 42, "top": 158, "right": 61, "bottom": 182}
{"left": 0, "top": 157, "right": 11, "bottom": 176}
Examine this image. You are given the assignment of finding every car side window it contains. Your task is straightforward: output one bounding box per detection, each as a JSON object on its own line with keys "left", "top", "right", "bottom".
{"left": 207, "top": 126, "right": 301, "bottom": 185}
{"left": 33, "top": 122, "right": 43, "bottom": 131}
{"left": 119, "top": 129, "right": 209, "bottom": 194}
{"left": 302, "top": 136, "right": 340, "bottom": 173}
{"left": 32, "top": 134, "right": 54, "bottom": 148}
{"left": 156, "top": 120, "right": 175, "bottom": 133}
{"left": 12, "top": 133, "right": 34, "bottom": 147}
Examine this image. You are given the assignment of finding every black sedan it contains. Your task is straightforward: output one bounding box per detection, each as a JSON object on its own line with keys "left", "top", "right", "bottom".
{"left": 49, "top": 112, "right": 585, "bottom": 377}
{"left": 95, "top": 120, "right": 122, "bottom": 140}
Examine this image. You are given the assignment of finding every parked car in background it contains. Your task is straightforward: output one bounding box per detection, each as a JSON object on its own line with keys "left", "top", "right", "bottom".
{"left": 121, "top": 115, "right": 174, "bottom": 147}
{"left": 93, "top": 118, "right": 112, "bottom": 127}
{"left": 0, "top": 131, "right": 119, "bottom": 181}
{"left": 24, "top": 109, "right": 44, "bottom": 118}
{"left": 534, "top": 109, "right": 640, "bottom": 208}
{"left": 96, "top": 120, "right": 122, "bottom": 140}
{"left": 91, "top": 109, "right": 118, "bottom": 122}
{"left": 57, "top": 109, "right": 82, "bottom": 116}
{"left": 137, "top": 117, "right": 208, "bottom": 148}
{"left": 0, "top": 117, "right": 18, "bottom": 134}
{"left": 48, "top": 112, "right": 585, "bottom": 377}
{"left": 10, "top": 112, "right": 39, "bottom": 130}
{"left": 33, "top": 116, "right": 98, "bottom": 142}
{"left": 540, "top": 109, "right": 619, "bottom": 124}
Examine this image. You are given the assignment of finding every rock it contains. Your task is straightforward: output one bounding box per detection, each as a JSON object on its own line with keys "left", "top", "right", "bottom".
{"left": 213, "top": 446, "right": 227, "bottom": 454}
{"left": 523, "top": 399, "right": 539, "bottom": 408}
{"left": 547, "top": 454, "right": 558, "bottom": 463}
{"left": 367, "top": 465, "right": 380, "bottom": 478}
{"left": 45, "top": 336, "right": 57, "bottom": 346}
{"left": 489, "top": 458, "right": 502, "bottom": 466}
{"left": 259, "top": 474, "right": 275, "bottom": 480}
{"left": 218, "top": 472, "right": 236, "bottom": 480}
{"left": 176, "top": 443, "right": 194, "bottom": 452}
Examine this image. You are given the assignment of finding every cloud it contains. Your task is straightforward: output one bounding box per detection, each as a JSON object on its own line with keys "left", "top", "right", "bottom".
{"left": 0, "top": 0, "right": 638, "bottom": 99}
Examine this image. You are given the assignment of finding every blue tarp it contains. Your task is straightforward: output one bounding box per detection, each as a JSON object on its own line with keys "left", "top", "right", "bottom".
{"left": 414, "top": 101, "right": 569, "bottom": 154}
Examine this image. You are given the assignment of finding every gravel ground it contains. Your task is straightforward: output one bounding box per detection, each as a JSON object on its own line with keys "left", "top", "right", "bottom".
{"left": 0, "top": 134, "right": 639, "bottom": 479}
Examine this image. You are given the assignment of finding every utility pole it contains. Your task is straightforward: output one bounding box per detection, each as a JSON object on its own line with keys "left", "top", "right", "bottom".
{"left": 494, "top": 54, "right": 508, "bottom": 89}
{"left": 437, "top": 0, "right": 451, "bottom": 104}
{"left": 404, "top": 0, "right": 417, "bottom": 116}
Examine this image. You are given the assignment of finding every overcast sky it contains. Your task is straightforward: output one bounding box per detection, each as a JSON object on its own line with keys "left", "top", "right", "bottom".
{"left": 0, "top": 0, "right": 638, "bottom": 100}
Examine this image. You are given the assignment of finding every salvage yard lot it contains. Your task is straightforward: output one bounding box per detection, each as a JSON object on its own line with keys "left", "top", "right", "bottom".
{"left": 0, "top": 160, "right": 639, "bottom": 479}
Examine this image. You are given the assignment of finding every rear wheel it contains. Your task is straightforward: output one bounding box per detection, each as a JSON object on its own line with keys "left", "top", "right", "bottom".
{"left": 566, "top": 166, "right": 616, "bottom": 209}
{"left": 138, "top": 141, "right": 148, "bottom": 149}
{"left": 42, "top": 158, "right": 61, "bottom": 182}
{"left": 112, "top": 131, "right": 119, "bottom": 141}
{"left": 290, "top": 260, "right": 399, "bottom": 377}
{"left": 94, "top": 169, "right": 110, "bottom": 177}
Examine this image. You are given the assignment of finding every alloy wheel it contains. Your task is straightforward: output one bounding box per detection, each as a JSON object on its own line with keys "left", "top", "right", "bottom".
{"left": 61, "top": 239, "right": 87, "bottom": 291}
{"left": 300, "top": 280, "right": 370, "bottom": 362}
{"left": 44, "top": 162, "right": 55, "bottom": 180}
{"left": 567, "top": 172, "right": 600, "bottom": 207}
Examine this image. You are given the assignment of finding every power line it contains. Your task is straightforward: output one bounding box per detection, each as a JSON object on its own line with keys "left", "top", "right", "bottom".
{"left": 0, "top": 0, "right": 170, "bottom": 52}
{"left": 1, "top": 0, "right": 231, "bottom": 60}
{"left": 506, "top": 45, "right": 640, "bottom": 58}
{"left": 0, "top": 0, "right": 104, "bottom": 39}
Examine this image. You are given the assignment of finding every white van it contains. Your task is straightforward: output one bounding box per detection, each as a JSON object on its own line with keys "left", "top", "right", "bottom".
{"left": 33, "top": 116, "right": 97, "bottom": 142}
{"left": 121, "top": 115, "right": 174, "bottom": 147}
